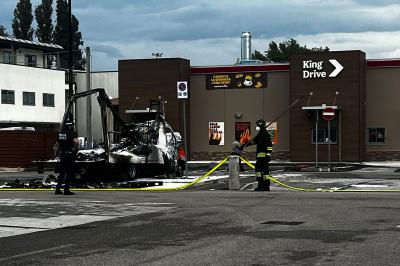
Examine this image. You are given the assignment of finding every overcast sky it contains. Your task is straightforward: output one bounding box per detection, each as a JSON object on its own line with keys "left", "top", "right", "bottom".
{"left": 1, "top": 0, "right": 400, "bottom": 70}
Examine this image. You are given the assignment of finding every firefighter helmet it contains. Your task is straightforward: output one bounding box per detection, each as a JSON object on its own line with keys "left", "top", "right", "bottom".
{"left": 256, "top": 119, "right": 266, "bottom": 129}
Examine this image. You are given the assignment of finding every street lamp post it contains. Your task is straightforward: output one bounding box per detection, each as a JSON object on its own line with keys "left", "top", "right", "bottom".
{"left": 67, "top": 0, "right": 74, "bottom": 123}
{"left": 68, "top": 0, "right": 73, "bottom": 98}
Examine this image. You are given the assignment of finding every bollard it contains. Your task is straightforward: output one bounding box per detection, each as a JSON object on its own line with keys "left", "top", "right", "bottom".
{"left": 229, "top": 155, "right": 240, "bottom": 190}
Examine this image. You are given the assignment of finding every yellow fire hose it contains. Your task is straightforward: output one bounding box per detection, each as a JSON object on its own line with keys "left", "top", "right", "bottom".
{"left": 240, "top": 157, "right": 400, "bottom": 192}
{"left": 0, "top": 157, "right": 229, "bottom": 191}
{"left": 2, "top": 156, "right": 400, "bottom": 192}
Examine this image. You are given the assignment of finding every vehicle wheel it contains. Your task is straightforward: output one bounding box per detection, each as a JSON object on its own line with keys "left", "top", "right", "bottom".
{"left": 126, "top": 165, "right": 137, "bottom": 180}
{"left": 163, "top": 155, "right": 171, "bottom": 178}
{"left": 37, "top": 163, "right": 44, "bottom": 174}
{"left": 175, "top": 163, "right": 184, "bottom": 177}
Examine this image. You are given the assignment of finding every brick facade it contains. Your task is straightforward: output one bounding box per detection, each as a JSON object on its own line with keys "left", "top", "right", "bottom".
{"left": 365, "top": 151, "right": 400, "bottom": 161}
{"left": 190, "top": 150, "right": 290, "bottom": 161}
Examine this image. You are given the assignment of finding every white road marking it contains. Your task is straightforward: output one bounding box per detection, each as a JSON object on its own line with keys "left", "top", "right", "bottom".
{"left": 0, "top": 199, "right": 174, "bottom": 239}
{"left": 351, "top": 184, "right": 389, "bottom": 188}
{"left": 240, "top": 182, "right": 257, "bottom": 190}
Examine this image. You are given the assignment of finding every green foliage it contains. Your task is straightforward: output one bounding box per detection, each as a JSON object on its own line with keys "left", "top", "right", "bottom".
{"left": 252, "top": 50, "right": 266, "bottom": 61}
{"left": 71, "top": 15, "right": 85, "bottom": 70}
{"left": 35, "top": 0, "right": 53, "bottom": 43}
{"left": 252, "top": 38, "right": 329, "bottom": 63}
{"left": 12, "top": 0, "right": 34, "bottom": 40}
{"left": 53, "top": 0, "right": 85, "bottom": 70}
{"left": 0, "top": 25, "right": 9, "bottom": 37}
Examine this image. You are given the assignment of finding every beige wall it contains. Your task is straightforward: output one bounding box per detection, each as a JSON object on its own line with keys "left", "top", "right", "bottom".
{"left": 75, "top": 71, "right": 119, "bottom": 143}
{"left": 366, "top": 67, "right": 400, "bottom": 151}
{"left": 264, "top": 72, "right": 290, "bottom": 151}
{"left": 190, "top": 71, "right": 290, "bottom": 153}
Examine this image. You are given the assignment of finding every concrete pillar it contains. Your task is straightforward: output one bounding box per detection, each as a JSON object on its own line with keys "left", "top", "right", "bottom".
{"left": 229, "top": 155, "right": 240, "bottom": 190}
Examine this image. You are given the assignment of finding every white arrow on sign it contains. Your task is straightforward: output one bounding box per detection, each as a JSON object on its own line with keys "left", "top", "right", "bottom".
{"left": 329, "top": 59, "right": 343, "bottom": 77}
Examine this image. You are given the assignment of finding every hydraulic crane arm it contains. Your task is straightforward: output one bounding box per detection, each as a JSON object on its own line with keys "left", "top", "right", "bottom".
{"left": 61, "top": 88, "right": 128, "bottom": 132}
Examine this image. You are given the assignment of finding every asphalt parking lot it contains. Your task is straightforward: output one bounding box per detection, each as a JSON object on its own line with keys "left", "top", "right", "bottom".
{"left": 0, "top": 162, "right": 399, "bottom": 265}
{"left": 1, "top": 161, "right": 400, "bottom": 192}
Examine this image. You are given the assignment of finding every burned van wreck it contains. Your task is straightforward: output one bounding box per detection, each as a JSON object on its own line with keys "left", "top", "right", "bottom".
{"left": 38, "top": 89, "right": 186, "bottom": 180}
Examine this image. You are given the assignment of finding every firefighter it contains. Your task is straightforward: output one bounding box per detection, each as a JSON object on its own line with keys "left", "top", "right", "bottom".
{"left": 242, "top": 119, "right": 273, "bottom": 191}
{"left": 54, "top": 122, "right": 78, "bottom": 195}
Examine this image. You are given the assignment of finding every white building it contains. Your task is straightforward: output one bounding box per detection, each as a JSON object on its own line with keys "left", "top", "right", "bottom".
{"left": 0, "top": 36, "right": 67, "bottom": 131}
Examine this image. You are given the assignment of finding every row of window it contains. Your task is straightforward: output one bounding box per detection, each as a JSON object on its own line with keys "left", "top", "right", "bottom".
{"left": 311, "top": 127, "right": 386, "bottom": 144}
{"left": 1, "top": 90, "right": 54, "bottom": 107}
{"left": 3, "top": 51, "right": 37, "bottom": 67}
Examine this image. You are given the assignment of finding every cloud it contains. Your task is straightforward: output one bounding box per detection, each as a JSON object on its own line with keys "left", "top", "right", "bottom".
{"left": 88, "top": 30, "right": 400, "bottom": 71}
{"left": 1, "top": 1, "right": 400, "bottom": 70}
{"left": 90, "top": 44, "right": 122, "bottom": 58}
{"left": 69, "top": 0, "right": 400, "bottom": 43}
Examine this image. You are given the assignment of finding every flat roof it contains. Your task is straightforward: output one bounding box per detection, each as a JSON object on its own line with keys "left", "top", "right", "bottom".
{"left": 125, "top": 109, "right": 157, "bottom": 114}
{"left": 0, "top": 36, "right": 63, "bottom": 52}
{"left": 190, "top": 59, "right": 400, "bottom": 74}
{"left": 302, "top": 106, "right": 341, "bottom": 110}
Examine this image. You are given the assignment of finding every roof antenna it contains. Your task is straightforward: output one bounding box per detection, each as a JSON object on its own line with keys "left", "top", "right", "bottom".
{"left": 333, "top": 91, "right": 339, "bottom": 106}
{"left": 130, "top": 96, "right": 139, "bottom": 110}
{"left": 306, "top": 91, "right": 313, "bottom": 106}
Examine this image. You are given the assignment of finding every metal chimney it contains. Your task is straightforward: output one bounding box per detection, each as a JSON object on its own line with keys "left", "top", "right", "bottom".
{"left": 241, "top": 32, "right": 251, "bottom": 61}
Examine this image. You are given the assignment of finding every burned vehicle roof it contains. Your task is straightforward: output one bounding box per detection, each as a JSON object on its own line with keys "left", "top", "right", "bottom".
{"left": 76, "top": 115, "right": 180, "bottom": 164}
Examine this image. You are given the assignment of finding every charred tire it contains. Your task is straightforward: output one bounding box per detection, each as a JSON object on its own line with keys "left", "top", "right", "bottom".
{"left": 175, "top": 164, "right": 184, "bottom": 177}
{"left": 175, "top": 161, "right": 185, "bottom": 177}
{"left": 163, "top": 154, "right": 172, "bottom": 178}
{"left": 126, "top": 165, "right": 137, "bottom": 180}
{"left": 37, "top": 163, "right": 44, "bottom": 174}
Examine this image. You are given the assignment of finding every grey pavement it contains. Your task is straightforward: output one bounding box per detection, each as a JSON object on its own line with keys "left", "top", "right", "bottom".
{"left": 1, "top": 161, "right": 400, "bottom": 191}
{"left": 0, "top": 190, "right": 399, "bottom": 265}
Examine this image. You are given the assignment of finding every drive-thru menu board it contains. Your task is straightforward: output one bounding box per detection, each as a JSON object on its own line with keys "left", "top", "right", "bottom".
{"left": 207, "top": 72, "right": 267, "bottom": 89}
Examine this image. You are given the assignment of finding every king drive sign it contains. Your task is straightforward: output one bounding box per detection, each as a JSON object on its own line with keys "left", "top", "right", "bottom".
{"left": 302, "top": 59, "right": 343, "bottom": 79}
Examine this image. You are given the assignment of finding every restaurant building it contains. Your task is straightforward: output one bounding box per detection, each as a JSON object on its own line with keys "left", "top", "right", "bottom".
{"left": 114, "top": 50, "right": 400, "bottom": 162}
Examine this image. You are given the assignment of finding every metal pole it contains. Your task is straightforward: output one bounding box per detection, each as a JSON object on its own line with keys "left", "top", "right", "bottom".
{"left": 68, "top": 0, "right": 73, "bottom": 122}
{"left": 315, "top": 110, "right": 318, "bottom": 168}
{"left": 339, "top": 111, "right": 342, "bottom": 162}
{"left": 183, "top": 99, "right": 188, "bottom": 178}
{"left": 328, "top": 119, "right": 331, "bottom": 171}
{"left": 85, "top": 47, "right": 92, "bottom": 147}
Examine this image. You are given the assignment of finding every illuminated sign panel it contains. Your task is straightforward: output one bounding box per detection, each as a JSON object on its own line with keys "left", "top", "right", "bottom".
{"left": 206, "top": 72, "right": 267, "bottom": 89}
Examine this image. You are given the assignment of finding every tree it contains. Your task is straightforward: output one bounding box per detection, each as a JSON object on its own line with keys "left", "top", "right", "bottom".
{"left": 35, "top": 0, "right": 53, "bottom": 43}
{"left": 0, "top": 26, "right": 9, "bottom": 37}
{"left": 12, "top": 0, "right": 34, "bottom": 40}
{"left": 71, "top": 15, "right": 85, "bottom": 70}
{"left": 252, "top": 38, "right": 329, "bottom": 63}
{"left": 53, "top": 0, "right": 85, "bottom": 70}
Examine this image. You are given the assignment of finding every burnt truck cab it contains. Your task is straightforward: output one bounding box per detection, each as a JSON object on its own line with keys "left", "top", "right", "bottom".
{"left": 43, "top": 89, "right": 186, "bottom": 180}
{"left": 107, "top": 115, "right": 185, "bottom": 178}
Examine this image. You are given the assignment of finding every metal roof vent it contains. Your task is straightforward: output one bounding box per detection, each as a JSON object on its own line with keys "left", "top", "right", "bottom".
{"left": 241, "top": 32, "right": 251, "bottom": 61}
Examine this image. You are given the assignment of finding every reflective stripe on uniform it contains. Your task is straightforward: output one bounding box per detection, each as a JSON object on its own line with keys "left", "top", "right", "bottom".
{"left": 267, "top": 147, "right": 273, "bottom": 151}
{"left": 255, "top": 172, "right": 262, "bottom": 177}
{"left": 257, "top": 152, "right": 271, "bottom": 158}
{"left": 263, "top": 175, "right": 271, "bottom": 180}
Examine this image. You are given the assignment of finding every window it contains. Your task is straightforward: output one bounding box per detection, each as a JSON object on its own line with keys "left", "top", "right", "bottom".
{"left": 25, "top": 54, "right": 37, "bottom": 67}
{"left": 23, "top": 92, "right": 35, "bottom": 106}
{"left": 43, "top": 93, "right": 55, "bottom": 107}
{"left": 368, "top": 128, "right": 385, "bottom": 144}
{"left": 3, "top": 51, "right": 12, "bottom": 64}
{"left": 1, "top": 90, "right": 15, "bottom": 104}
{"left": 312, "top": 127, "right": 337, "bottom": 144}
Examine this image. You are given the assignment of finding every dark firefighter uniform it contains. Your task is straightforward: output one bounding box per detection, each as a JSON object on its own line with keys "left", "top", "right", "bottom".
{"left": 55, "top": 124, "right": 78, "bottom": 195}
{"left": 244, "top": 119, "right": 273, "bottom": 191}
